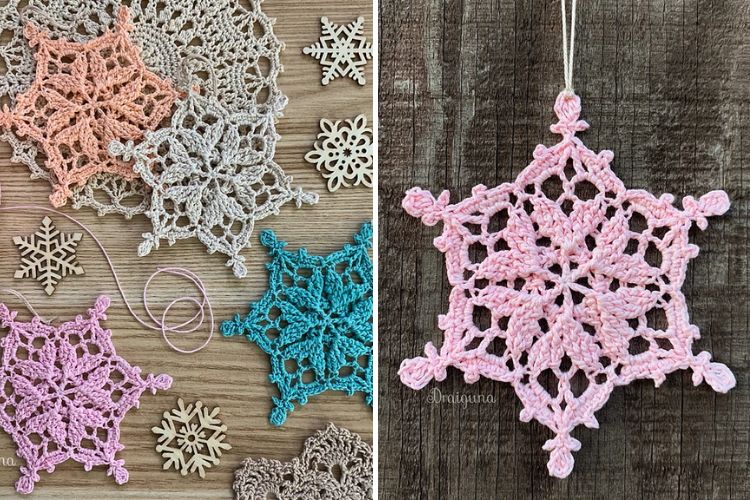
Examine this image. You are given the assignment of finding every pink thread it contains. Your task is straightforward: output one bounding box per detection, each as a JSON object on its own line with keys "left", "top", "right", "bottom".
{"left": 0, "top": 295, "right": 172, "bottom": 493}
{"left": 0, "top": 288, "right": 56, "bottom": 325}
{"left": 400, "top": 90, "right": 734, "bottom": 478}
{"left": 0, "top": 186, "right": 213, "bottom": 354}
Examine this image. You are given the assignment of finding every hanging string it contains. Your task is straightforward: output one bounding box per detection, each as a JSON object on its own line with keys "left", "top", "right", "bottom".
{"left": 0, "top": 186, "right": 213, "bottom": 354}
{"left": 561, "top": 0, "right": 577, "bottom": 91}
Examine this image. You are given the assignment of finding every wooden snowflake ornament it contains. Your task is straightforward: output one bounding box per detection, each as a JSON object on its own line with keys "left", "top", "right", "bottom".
{"left": 152, "top": 399, "right": 231, "bottom": 478}
{"left": 305, "top": 114, "right": 373, "bottom": 192}
{"left": 399, "top": 91, "right": 735, "bottom": 478}
{"left": 13, "top": 217, "right": 84, "bottom": 295}
{"left": 303, "top": 17, "right": 373, "bottom": 86}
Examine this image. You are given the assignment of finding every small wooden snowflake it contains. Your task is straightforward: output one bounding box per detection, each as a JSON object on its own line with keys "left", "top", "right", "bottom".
{"left": 303, "top": 17, "right": 373, "bottom": 86}
{"left": 305, "top": 114, "right": 373, "bottom": 192}
{"left": 13, "top": 216, "right": 84, "bottom": 295}
{"left": 152, "top": 399, "right": 231, "bottom": 478}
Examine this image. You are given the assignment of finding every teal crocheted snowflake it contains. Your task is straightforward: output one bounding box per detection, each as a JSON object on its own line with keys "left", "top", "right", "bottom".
{"left": 221, "top": 223, "right": 373, "bottom": 425}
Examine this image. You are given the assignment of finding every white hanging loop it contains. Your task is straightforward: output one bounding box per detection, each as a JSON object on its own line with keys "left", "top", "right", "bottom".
{"left": 561, "top": 0, "right": 577, "bottom": 91}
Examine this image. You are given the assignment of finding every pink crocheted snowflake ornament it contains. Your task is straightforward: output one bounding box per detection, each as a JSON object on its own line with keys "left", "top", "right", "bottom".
{"left": 399, "top": 91, "right": 735, "bottom": 479}
{"left": 0, "top": 295, "right": 172, "bottom": 494}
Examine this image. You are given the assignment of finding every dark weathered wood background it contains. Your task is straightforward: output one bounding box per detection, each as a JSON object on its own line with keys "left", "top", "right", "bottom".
{"left": 378, "top": 0, "right": 750, "bottom": 498}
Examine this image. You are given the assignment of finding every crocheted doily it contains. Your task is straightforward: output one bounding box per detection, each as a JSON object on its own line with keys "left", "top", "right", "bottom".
{"left": 0, "top": 0, "right": 284, "bottom": 216}
{"left": 222, "top": 223, "right": 373, "bottom": 425}
{"left": 109, "top": 90, "right": 318, "bottom": 279}
{"left": 233, "top": 423, "right": 372, "bottom": 500}
{"left": 0, "top": 0, "right": 34, "bottom": 103}
{"left": 70, "top": 174, "right": 151, "bottom": 219}
{"left": 399, "top": 91, "right": 735, "bottom": 478}
{"left": 24, "top": 0, "right": 286, "bottom": 115}
{"left": 0, "top": 295, "right": 172, "bottom": 494}
{"left": 0, "top": 7, "right": 178, "bottom": 208}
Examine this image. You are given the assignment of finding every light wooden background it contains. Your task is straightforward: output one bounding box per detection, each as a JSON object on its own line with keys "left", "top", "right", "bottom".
{"left": 379, "top": 0, "right": 749, "bottom": 498}
{"left": 0, "top": 1, "right": 373, "bottom": 498}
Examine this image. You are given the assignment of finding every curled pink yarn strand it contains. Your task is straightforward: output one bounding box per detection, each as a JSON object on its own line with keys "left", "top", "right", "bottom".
{"left": 0, "top": 186, "right": 213, "bottom": 353}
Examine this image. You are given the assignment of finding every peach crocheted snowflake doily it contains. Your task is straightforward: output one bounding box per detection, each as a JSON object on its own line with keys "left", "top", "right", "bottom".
{"left": 0, "top": 7, "right": 178, "bottom": 207}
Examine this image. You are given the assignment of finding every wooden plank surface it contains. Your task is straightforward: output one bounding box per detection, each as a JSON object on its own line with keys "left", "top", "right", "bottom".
{"left": 378, "top": 0, "right": 750, "bottom": 498}
{"left": 0, "top": 0, "right": 374, "bottom": 497}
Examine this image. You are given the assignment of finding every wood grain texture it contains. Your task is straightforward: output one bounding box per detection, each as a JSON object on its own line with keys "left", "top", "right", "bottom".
{"left": 378, "top": 0, "right": 750, "bottom": 498}
{"left": 0, "top": 0, "right": 373, "bottom": 497}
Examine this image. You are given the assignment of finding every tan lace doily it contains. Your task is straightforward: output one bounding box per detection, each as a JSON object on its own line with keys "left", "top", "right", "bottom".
{"left": 24, "top": 0, "right": 286, "bottom": 114}
{"left": 233, "top": 424, "right": 373, "bottom": 500}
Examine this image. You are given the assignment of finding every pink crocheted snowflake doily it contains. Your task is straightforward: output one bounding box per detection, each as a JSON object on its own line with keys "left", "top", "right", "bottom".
{"left": 399, "top": 90, "right": 735, "bottom": 479}
{"left": 0, "top": 295, "right": 172, "bottom": 494}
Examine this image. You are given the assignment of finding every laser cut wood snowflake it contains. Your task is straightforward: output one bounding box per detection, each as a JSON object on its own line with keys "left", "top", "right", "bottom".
{"left": 399, "top": 91, "right": 735, "bottom": 478}
{"left": 13, "top": 216, "right": 84, "bottom": 295}
{"left": 0, "top": 7, "right": 178, "bottom": 207}
{"left": 109, "top": 90, "right": 318, "bottom": 279}
{"left": 305, "top": 114, "right": 373, "bottom": 192}
{"left": 152, "top": 399, "right": 231, "bottom": 478}
{"left": 303, "top": 17, "right": 373, "bottom": 86}
{"left": 0, "top": 296, "right": 172, "bottom": 494}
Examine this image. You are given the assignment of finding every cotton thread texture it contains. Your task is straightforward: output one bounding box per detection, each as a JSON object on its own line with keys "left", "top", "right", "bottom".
{"left": 233, "top": 423, "right": 372, "bottom": 500}
{"left": 24, "top": 0, "right": 287, "bottom": 217}
{"left": 222, "top": 223, "right": 373, "bottom": 425}
{"left": 24, "top": 0, "right": 286, "bottom": 116}
{"left": 0, "top": 7, "right": 178, "bottom": 208}
{"left": 109, "top": 90, "right": 318, "bottom": 279}
{"left": 399, "top": 91, "right": 735, "bottom": 478}
{"left": 0, "top": 295, "right": 172, "bottom": 494}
